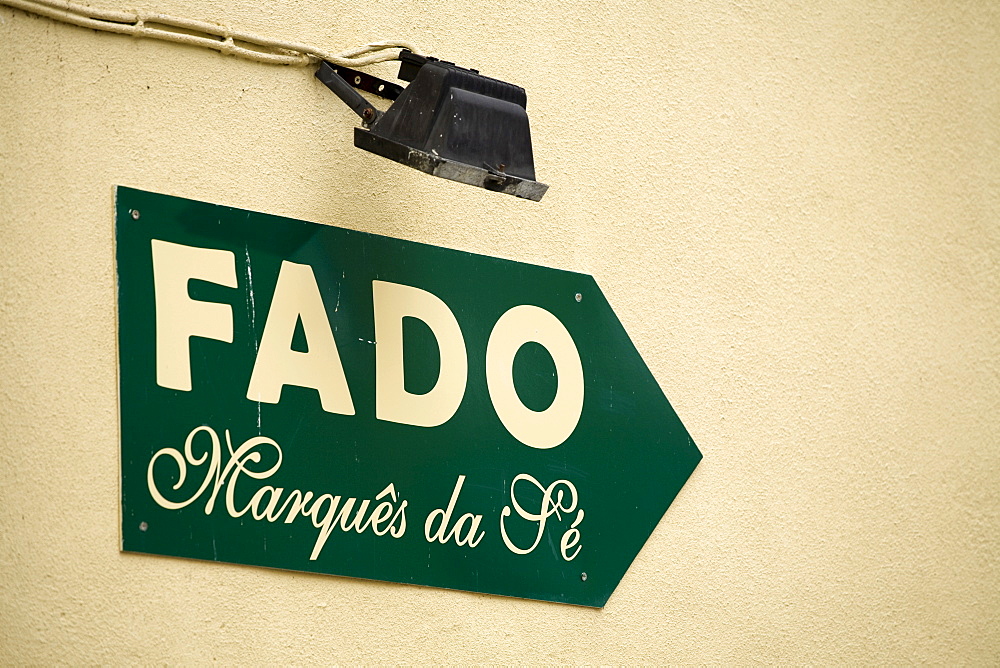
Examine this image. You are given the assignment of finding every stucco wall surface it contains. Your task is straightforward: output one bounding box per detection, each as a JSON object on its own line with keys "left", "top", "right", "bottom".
{"left": 1, "top": 0, "right": 998, "bottom": 663}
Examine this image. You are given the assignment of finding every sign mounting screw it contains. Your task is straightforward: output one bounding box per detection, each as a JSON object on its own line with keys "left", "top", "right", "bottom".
{"left": 580, "top": 572, "right": 588, "bottom": 581}
{"left": 139, "top": 521, "right": 148, "bottom": 532}
{"left": 575, "top": 293, "right": 582, "bottom": 302}
{"left": 131, "top": 209, "right": 141, "bottom": 220}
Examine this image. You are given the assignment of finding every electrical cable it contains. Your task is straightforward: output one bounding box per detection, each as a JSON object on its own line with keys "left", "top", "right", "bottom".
{"left": 0, "top": 0, "right": 423, "bottom": 67}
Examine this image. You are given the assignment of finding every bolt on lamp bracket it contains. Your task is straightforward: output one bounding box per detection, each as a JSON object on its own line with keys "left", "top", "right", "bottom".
{"left": 316, "top": 51, "right": 548, "bottom": 201}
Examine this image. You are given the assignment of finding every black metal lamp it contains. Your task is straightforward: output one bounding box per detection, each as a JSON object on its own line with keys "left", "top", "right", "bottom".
{"left": 316, "top": 51, "right": 547, "bottom": 201}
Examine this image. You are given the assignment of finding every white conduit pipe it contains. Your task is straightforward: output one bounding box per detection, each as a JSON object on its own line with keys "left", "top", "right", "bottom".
{"left": 0, "top": 0, "right": 423, "bottom": 67}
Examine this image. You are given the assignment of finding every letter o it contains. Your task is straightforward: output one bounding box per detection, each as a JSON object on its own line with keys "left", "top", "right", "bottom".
{"left": 486, "top": 305, "right": 584, "bottom": 449}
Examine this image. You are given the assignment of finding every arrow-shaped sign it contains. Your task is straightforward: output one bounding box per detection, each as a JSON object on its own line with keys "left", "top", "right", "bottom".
{"left": 116, "top": 186, "right": 702, "bottom": 607}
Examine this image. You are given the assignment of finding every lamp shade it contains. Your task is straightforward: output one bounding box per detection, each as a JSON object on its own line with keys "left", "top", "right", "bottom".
{"left": 355, "top": 59, "right": 547, "bottom": 201}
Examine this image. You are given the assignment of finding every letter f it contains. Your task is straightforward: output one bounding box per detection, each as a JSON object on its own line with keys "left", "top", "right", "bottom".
{"left": 151, "top": 239, "right": 237, "bottom": 391}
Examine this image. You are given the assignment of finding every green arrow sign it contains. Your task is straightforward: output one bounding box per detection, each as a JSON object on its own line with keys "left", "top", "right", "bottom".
{"left": 116, "top": 186, "right": 701, "bottom": 607}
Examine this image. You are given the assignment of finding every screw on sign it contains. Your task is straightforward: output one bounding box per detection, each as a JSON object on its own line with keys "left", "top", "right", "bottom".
{"left": 115, "top": 186, "right": 701, "bottom": 607}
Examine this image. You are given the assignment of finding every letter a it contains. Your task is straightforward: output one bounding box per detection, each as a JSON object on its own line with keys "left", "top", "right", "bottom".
{"left": 247, "top": 261, "right": 354, "bottom": 415}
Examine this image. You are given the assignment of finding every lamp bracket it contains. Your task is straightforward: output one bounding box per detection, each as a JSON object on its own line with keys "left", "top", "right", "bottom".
{"left": 316, "top": 61, "right": 402, "bottom": 124}
{"left": 320, "top": 63, "right": 403, "bottom": 101}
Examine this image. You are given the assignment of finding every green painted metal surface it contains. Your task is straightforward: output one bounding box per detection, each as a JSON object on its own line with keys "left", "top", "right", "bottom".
{"left": 116, "top": 186, "right": 701, "bottom": 607}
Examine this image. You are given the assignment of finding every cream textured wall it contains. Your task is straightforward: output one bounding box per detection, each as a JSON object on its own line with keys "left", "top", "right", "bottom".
{"left": 1, "top": 0, "right": 997, "bottom": 663}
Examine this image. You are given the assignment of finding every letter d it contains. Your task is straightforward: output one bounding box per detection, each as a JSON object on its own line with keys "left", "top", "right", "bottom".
{"left": 424, "top": 475, "right": 466, "bottom": 544}
{"left": 373, "top": 281, "right": 467, "bottom": 427}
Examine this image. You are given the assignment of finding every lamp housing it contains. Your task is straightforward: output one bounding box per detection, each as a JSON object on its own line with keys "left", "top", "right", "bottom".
{"left": 317, "top": 52, "right": 547, "bottom": 201}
